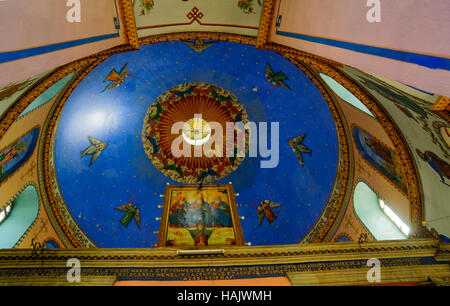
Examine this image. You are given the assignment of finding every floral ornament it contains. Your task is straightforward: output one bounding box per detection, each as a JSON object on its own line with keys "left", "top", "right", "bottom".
{"left": 238, "top": 0, "right": 257, "bottom": 14}
{"left": 142, "top": 83, "right": 249, "bottom": 184}
{"left": 136, "top": 0, "right": 154, "bottom": 15}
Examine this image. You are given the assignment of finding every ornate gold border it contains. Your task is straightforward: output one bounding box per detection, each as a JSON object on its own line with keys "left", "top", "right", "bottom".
{"left": 255, "top": 0, "right": 277, "bottom": 48}
{"left": 291, "top": 63, "right": 352, "bottom": 243}
{"left": 0, "top": 238, "right": 442, "bottom": 268}
{"left": 157, "top": 184, "right": 245, "bottom": 247}
{"left": 119, "top": 0, "right": 140, "bottom": 50}
{"left": 351, "top": 123, "right": 409, "bottom": 197}
{"left": 39, "top": 61, "right": 107, "bottom": 248}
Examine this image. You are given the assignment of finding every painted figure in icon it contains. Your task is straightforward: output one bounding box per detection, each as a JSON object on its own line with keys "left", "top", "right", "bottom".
{"left": 265, "top": 63, "right": 291, "bottom": 90}
{"left": 0, "top": 141, "right": 27, "bottom": 175}
{"left": 184, "top": 190, "right": 211, "bottom": 227}
{"left": 209, "top": 191, "right": 232, "bottom": 228}
{"left": 188, "top": 222, "right": 214, "bottom": 246}
{"left": 169, "top": 192, "right": 188, "bottom": 227}
{"left": 354, "top": 127, "right": 407, "bottom": 194}
{"left": 363, "top": 135, "right": 395, "bottom": 167}
{"left": 287, "top": 133, "right": 312, "bottom": 166}
{"left": 102, "top": 63, "right": 136, "bottom": 92}
{"left": 80, "top": 136, "right": 107, "bottom": 166}
{"left": 115, "top": 194, "right": 141, "bottom": 229}
{"left": 182, "top": 39, "right": 218, "bottom": 54}
{"left": 253, "top": 200, "right": 282, "bottom": 226}
{"left": 416, "top": 149, "right": 450, "bottom": 184}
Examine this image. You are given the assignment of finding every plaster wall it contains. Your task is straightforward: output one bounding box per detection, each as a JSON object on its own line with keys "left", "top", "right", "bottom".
{"left": 0, "top": 0, "right": 128, "bottom": 88}
{"left": 270, "top": 0, "right": 450, "bottom": 96}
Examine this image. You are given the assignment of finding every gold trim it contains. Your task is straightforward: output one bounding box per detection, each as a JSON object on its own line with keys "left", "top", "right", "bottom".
{"left": 118, "top": 0, "right": 140, "bottom": 50}
{"left": 255, "top": 0, "right": 277, "bottom": 48}
{"left": 40, "top": 61, "right": 107, "bottom": 248}
{"left": 290, "top": 63, "right": 352, "bottom": 243}
{"left": 0, "top": 238, "right": 442, "bottom": 268}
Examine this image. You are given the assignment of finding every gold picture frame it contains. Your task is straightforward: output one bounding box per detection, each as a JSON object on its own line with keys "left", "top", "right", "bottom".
{"left": 157, "top": 184, "right": 244, "bottom": 247}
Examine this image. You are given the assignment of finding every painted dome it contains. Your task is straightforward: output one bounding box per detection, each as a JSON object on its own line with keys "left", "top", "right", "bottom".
{"left": 53, "top": 41, "right": 340, "bottom": 247}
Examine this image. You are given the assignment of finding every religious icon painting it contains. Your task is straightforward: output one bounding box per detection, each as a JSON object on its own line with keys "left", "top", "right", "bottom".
{"left": 353, "top": 126, "right": 408, "bottom": 194}
{"left": 0, "top": 128, "right": 39, "bottom": 183}
{"left": 157, "top": 184, "right": 244, "bottom": 247}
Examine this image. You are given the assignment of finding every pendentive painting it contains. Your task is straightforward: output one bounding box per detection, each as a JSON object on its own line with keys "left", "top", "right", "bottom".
{"left": 353, "top": 127, "right": 408, "bottom": 194}
{"left": 0, "top": 128, "right": 39, "bottom": 183}
{"left": 158, "top": 184, "right": 244, "bottom": 247}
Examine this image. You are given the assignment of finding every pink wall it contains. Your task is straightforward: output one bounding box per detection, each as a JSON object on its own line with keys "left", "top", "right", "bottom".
{"left": 270, "top": 0, "right": 450, "bottom": 97}
{"left": 0, "top": 0, "right": 128, "bottom": 87}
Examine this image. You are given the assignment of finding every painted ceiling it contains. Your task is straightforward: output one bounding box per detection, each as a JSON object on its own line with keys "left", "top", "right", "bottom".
{"left": 54, "top": 40, "right": 339, "bottom": 248}
{"left": 133, "top": 0, "right": 263, "bottom": 38}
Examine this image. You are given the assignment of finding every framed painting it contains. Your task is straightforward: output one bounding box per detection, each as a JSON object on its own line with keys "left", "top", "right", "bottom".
{"left": 157, "top": 184, "right": 244, "bottom": 247}
{"left": 353, "top": 126, "right": 408, "bottom": 195}
{"left": 0, "top": 128, "right": 39, "bottom": 183}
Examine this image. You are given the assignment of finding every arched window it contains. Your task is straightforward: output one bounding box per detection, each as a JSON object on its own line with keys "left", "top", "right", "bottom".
{"left": 353, "top": 181, "right": 409, "bottom": 240}
{"left": 319, "top": 73, "right": 374, "bottom": 117}
{"left": 0, "top": 185, "right": 39, "bottom": 248}
{"left": 18, "top": 72, "right": 75, "bottom": 118}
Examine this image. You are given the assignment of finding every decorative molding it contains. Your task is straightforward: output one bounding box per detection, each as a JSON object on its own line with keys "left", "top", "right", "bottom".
{"left": 0, "top": 239, "right": 442, "bottom": 273}
{"left": 290, "top": 63, "right": 352, "bottom": 244}
{"left": 287, "top": 264, "right": 450, "bottom": 286}
{"left": 255, "top": 0, "right": 277, "bottom": 48}
{"left": 140, "top": 31, "right": 257, "bottom": 46}
{"left": 136, "top": 6, "right": 259, "bottom": 31}
{"left": 39, "top": 63, "right": 106, "bottom": 248}
{"left": 119, "top": 0, "right": 140, "bottom": 50}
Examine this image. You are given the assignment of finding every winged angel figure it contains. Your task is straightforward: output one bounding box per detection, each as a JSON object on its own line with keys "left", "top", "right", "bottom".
{"left": 80, "top": 136, "right": 107, "bottom": 166}
{"left": 115, "top": 195, "right": 141, "bottom": 229}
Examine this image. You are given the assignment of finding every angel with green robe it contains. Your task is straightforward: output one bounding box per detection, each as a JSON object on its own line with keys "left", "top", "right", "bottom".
{"left": 115, "top": 195, "right": 141, "bottom": 229}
